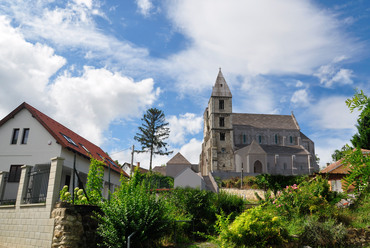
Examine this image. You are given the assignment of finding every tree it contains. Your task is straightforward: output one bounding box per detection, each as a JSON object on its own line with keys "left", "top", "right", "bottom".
{"left": 134, "top": 108, "right": 172, "bottom": 171}
{"left": 331, "top": 145, "right": 352, "bottom": 162}
{"left": 346, "top": 89, "right": 370, "bottom": 149}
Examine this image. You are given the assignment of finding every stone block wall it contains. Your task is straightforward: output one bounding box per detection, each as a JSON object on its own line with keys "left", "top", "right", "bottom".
{"left": 221, "top": 188, "right": 268, "bottom": 201}
{"left": 51, "top": 202, "right": 101, "bottom": 248}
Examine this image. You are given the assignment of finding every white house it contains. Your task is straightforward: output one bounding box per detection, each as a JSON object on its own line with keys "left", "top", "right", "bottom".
{"left": 0, "top": 102, "right": 127, "bottom": 204}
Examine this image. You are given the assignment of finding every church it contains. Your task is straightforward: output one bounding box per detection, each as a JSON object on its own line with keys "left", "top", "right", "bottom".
{"left": 199, "top": 69, "right": 319, "bottom": 178}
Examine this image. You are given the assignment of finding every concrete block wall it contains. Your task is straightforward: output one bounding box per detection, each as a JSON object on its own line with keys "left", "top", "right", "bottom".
{"left": 0, "top": 157, "right": 64, "bottom": 248}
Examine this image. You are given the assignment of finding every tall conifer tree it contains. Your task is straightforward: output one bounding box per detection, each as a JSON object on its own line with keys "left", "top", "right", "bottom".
{"left": 134, "top": 108, "right": 173, "bottom": 171}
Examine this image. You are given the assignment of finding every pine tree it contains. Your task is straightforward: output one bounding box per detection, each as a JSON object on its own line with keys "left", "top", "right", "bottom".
{"left": 134, "top": 108, "right": 173, "bottom": 171}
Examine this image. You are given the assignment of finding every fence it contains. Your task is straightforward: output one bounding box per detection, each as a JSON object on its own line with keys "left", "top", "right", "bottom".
{"left": 0, "top": 172, "right": 17, "bottom": 205}
{"left": 23, "top": 165, "right": 50, "bottom": 204}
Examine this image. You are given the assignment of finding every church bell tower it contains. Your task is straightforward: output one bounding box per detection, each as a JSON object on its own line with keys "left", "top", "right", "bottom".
{"left": 200, "top": 69, "right": 234, "bottom": 175}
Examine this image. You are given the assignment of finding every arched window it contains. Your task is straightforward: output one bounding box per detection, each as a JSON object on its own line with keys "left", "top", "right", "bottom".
{"left": 243, "top": 134, "right": 246, "bottom": 144}
{"left": 254, "top": 160, "right": 263, "bottom": 173}
{"left": 258, "top": 135, "right": 262, "bottom": 144}
{"left": 275, "top": 134, "right": 278, "bottom": 144}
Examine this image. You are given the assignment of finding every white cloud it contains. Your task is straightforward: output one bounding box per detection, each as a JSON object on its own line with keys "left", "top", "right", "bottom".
{"left": 291, "top": 89, "right": 310, "bottom": 107}
{"left": 168, "top": 113, "right": 203, "bottom": 145}
{"left": 179, "top": 138, "right": 202, "bottom": 164}
{"left": 295, "top": 80, "right": 304, "bottom": 87}
{"left": 164, "top": 0, "right": 358, "bottom": 93}
{"left": 0, "top": 17, "right": 159, "bottom": 147}
{"left": 136, "top": 0, "right": 153, "bottom": 17}
{"left": 0, "top": 16, "right": 65, "bottom": 117}
{"left": 308, "top": 96, "right": 359, "bottom": 130}
{"left": 1, "top": 1, "right": 149, "bottom": 68}
{"left": 315, "top": 63, "right": 354, "bottom": 87}
{"left": 48, "top": 67, "right": 158, "bottom": 145}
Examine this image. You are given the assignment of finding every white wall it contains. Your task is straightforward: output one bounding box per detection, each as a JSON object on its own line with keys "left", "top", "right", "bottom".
{"left": 0, "top": 109, "right": 62, "bottom": 172}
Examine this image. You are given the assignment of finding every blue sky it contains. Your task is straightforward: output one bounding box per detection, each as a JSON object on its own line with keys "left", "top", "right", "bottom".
{"left": 1, "top": 0, "right": 370, "bottom": 169}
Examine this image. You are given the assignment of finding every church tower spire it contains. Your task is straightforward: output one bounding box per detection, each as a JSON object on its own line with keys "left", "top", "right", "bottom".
{"left": 200, "top": 68, "right": 234, "bottom": 176}
{"left": 211, "top": 68, "right": 232, "bottom": 97}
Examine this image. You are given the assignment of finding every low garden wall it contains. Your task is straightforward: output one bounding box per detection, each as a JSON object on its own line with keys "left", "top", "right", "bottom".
{"left": 51, "top": 202, "right": 101, "bottom": 248}
{"left": 221, "top": 188, "right": 268, "bottom": 201}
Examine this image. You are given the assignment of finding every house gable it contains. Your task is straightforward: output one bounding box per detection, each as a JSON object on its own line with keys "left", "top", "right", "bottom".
{"left": 0, "top": 102, "right": 126, "bottom": 176}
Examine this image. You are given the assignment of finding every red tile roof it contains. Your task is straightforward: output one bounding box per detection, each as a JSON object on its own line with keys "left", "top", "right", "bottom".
{"left": 320, "top": 149, "right": 370, "bottom": 175}
{"left": 0, "top": 102, "right": 127, "bottom": 177}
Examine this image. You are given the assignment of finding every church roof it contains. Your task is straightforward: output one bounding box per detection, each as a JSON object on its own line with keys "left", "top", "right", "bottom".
{"left": 243, "top": 140, "right": 266, "bottom": 154}
{"left": 167, "top": 152, "right": 191, "bottom": 165}
{"left": 260, "top": 145, "right": 310, "bottom": 155}
{"left": 232, "top": 113, "right": 299, "bottom": 130}
{"left": 211, "top": 69, "right": 232, "bottom": 97}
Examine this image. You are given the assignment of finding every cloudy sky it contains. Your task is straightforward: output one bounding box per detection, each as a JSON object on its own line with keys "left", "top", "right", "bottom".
{"left": 1, "top": 0, "right": 369, "bottom": 169}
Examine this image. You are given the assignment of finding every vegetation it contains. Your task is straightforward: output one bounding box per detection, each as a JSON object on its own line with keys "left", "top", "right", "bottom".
{"left": 134, "top": 108, "right": 173, "bottom": 171}
{"left": 59, "top": 158, "right": 105, "bottom": 205}
{"left": 331, "top": 144, "right": 353, "bottom": 162}
{"left": 96, "top": 171, "right": 172, "bottom": 248}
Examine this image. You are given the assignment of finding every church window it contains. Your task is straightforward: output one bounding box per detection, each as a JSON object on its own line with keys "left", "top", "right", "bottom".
{"left": 221, "top": 148, "right": 226, "bottom": 153}
{"left": 290, "top": 136, "right": 293, "bottom": 144}
{"left": 275, "top": 134, "right": 278, "bottom": 144}
{"left": 220, "top": 132, "right": 225, "bottom": 141}
{"left": 219, "top": 100, "right": 224, "bottom": 110}
{"left": 219, "top": 117, "right": 225, "bottom": 127}
{"left": 258, "top": 135, "right": 262, "bottom": 144}
{"left": 243, "top": 134, "right": 246, "bottom": 144}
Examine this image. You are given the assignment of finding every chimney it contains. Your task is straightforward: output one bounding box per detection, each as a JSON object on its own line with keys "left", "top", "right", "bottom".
{"left": 326, "top": 163, "right": 330, "bottom": 167}
{"left": 137, "top": 162, "right": 140, "bottom": 168}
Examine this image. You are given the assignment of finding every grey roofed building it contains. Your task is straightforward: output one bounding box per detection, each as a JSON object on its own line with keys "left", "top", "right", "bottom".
{"left": 200, "top": 69, "right": 319, "bottom": 179}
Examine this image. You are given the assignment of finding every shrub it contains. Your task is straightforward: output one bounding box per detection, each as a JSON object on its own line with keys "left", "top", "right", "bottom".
{"left": 96, "top": 171, "right": 171, "bottom": 248}
{"left": 166, "top": 187, "right": 216, "bottom": 236}
{"left": 59, "top": 158, "right": 104, "bottom": 205}
{"left": 214, "top": 191, "right": 246, "bottom": 220}
{"left": 216, "top": 205, "right": 289, "bottom": 247}
{"left": 299, "top": 217, "right": 347, "bottom": 247}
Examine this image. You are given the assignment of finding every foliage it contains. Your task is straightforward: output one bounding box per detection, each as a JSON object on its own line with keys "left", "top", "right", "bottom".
{"left": 299, "top": 217, "right": 347, "bottom": 248}
{"left": 59, "top": 158, "right": 104, "bottom": 205}
{"left": 331, "top": 144, "right": 353, "bottom": 162}
{"left": 96, "top": 170, "right": 171, "bottom": 248}
{"left": 85, "top": 158, "right": 105, "bottom": 205}
{"left": 214, "top": 191, "right": 246, "bottom": 220}
{"left": 254, "top": 174, "right": 308, "bottom": 195}
{"left": 344, "top": 189, "right": 370, "bottom": 228}
{"left": 351, "top": 103, "right": 370, "bottom": 149}
{"left": 166, "top": 187, "right": 217, "bottom": 236}
{"left": 343, "top": 148, "right": 370, "bottom": 195}
{"left": 259, "top": 176, "right": 340, "bottom": 220}
{"left": 133, "top": 169, "right": 174, "bottom": 189}
{"left": 134, "top": 108, "right": 173, "bottom": 171}
{"left": 345, "top": 88, "right": 369, "bottom": 113}
{"left": 215, "top": 206, "right": 289, "bottom": 247}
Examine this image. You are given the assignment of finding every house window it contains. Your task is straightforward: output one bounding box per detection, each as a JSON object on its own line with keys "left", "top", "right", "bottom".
{"left": 219, "top": 117, "right": 225, "bottom": 127}
{"left": 8, "top": 165, "right": 22, "bottom": 182}
{"left": 11, "top": 128, "right": 19, "bottom": 144}
{"left": 219, "top": 100, "right": 224, "bottom": 110}
{"left": 220, "top": 132, "right": 225, "bottom": 141}
{"left": 21, "top": 128, "right": 29, "bottom": 144}
{"left": 80, "top": 143, "right": 90, "bottom": 154}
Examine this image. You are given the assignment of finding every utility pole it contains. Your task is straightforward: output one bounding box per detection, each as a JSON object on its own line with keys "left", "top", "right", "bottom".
{"left": 130, "top": 145, "right": 134, "bottom": 177}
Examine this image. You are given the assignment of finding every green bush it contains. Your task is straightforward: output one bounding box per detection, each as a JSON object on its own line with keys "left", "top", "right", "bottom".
{"left": 215, "top": 191, "right": 246, "bottom": 220}
{"left": 216, "top": 205, "right": 289, "bottom": 247}
{"left": 299, "top": 217, "right": 347, "bottom": 248}
{"left": 96, "top": 171, "right": 171, "bottom": 248}
{"left": 166, "top": 187, "right": 216, "bottom": 236}
{"left": 59, "top": 158, "right": 104, "bottom": 205}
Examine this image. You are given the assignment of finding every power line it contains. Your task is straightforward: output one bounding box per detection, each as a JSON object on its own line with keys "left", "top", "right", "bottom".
{"left": 110, "top": 147, "right": 131, "bottom": 155}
